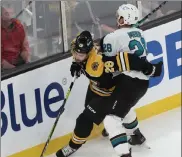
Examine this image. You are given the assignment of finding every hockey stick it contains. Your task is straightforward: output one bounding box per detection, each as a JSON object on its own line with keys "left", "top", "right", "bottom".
{"left": 15, "top": 1, "right": 32, "bottom": 19}
{"left": 133, "top": 1, "right": 168, "bottom": 28}
{"left": 40, "top": 76, "right": 77, "bottom": 157}
{"left": 101, "top": 1, "right": 168, "bottom": 32}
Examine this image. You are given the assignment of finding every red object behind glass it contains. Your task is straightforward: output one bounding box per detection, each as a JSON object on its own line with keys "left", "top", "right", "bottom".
{"left": 1, "top": 7, "right": 30, "bottom": 68}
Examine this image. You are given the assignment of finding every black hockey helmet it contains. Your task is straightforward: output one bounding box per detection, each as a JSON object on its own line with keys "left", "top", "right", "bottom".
{"left": 74, "top": 30, "right": 94, "bottom": 54}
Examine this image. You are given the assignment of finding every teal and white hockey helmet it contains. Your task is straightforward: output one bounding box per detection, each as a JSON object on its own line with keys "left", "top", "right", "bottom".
{"left": 116, "top": 4, "right": 139, "bottom": 26}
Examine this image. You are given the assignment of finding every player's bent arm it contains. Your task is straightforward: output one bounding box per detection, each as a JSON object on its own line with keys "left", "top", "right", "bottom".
{"left": 103, "top": 52, "right": 163, "bottom": 77}
{"left": 120, "top": 52, "right": 163, "bottom": 77}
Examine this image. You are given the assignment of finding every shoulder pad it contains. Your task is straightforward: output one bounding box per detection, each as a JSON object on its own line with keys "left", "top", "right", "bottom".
{"left": 86, "top": 48, "right": 104, "bottom": 77}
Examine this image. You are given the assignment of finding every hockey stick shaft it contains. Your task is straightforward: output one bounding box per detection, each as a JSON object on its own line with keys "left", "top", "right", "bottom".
{"left": 40, "top": 76, "right": 77, "bottom": 157}
{"left": 15, "top": 1, "right": 32, "bottom": 19}
{"left": 133, "top": 1, "right": 168, "bottom": 27}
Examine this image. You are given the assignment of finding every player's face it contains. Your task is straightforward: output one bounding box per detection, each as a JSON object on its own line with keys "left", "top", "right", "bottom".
{"left": 73, "top": 52, "right": 87, "bottom": 63}
{"left": 116, "top": 12, "right": 124, "bottom": 28}
{"left": 117, "top": 17, "right": 124, "bottom": 28}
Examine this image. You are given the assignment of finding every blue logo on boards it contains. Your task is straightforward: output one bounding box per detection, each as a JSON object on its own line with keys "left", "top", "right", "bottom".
{"left": 147, "top": 30, "right": 181, "bottom": 87}
{"left": 1, "top": 82, "right": 64, "bottom": 137}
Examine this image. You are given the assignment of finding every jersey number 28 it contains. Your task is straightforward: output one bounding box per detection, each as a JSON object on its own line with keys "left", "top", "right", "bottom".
{"left": 128, "top": 37, "right": 146, "bottom": 57}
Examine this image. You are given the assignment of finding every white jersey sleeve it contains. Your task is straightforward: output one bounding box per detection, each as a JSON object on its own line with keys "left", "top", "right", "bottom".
{"left": 103, "top": 28, "right": 149, "bottom": 80}
{"left": 103, "top": 28, "right": 147, "bottom": 58}
{"left": 102, "top": 29, "right": 127, "bottom": 56}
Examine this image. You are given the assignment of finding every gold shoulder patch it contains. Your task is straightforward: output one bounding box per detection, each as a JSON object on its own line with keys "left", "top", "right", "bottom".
{"left": 86, "top": 48, "right": 104, "bottom": 77}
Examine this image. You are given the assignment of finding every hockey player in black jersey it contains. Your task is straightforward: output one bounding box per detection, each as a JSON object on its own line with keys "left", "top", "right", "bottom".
{"left": 56, "top": 31, "right": 163, "bottom": 157}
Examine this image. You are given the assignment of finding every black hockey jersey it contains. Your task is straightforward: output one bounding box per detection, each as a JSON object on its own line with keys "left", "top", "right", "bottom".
{"left": 71, "top": 42, "right": 152, "bottom": 96}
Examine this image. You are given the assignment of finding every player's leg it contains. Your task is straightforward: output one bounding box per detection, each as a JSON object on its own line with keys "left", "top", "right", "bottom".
{"left": 105, "top": 75, "right": 149, "bottom": 155}
{"left": 56, "top": 86, "right": 99, "bottom": 157}
{"left": 102, "top": 100, "right": 139, "bottom": 156}
{"left": 56, "top": 112, "right": 94, "bottom": 157}
{"left": 56, "top": 85, "right": 109, "bottom": 157}
{"left": 101, "top": 83, "right": 134, "bottom": 157}
{"left": 123, "top": 109, "right": 146, "bottom": 146}
{"left": 119, "top": 77, "right": 149, "bottom": 146}
{"left": 103, "top": 115, "right": 131, "bottom": 157}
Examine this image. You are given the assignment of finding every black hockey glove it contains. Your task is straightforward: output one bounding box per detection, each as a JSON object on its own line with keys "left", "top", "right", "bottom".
{"left": 144, "top": 61, "right": 163, "bottom": 77}
{"left": 70, "top": 62, "right": 82, "bottom": 77}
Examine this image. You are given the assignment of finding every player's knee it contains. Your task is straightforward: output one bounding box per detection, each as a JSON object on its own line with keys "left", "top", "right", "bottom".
{"left": 74, "top": 113, "right": 94, "bottom": 138}
{"left": 104, "top": 115, "right": 129, "bottom": 156}
{"left": 103, "top": 115, "right": 124, "bottom": 137}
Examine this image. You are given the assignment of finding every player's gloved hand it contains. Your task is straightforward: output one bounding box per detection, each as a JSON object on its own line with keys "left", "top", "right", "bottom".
{"left": 70, "top": 62, "right": 82, "bottom": 77}
{"left": 145, "top": 61, "right": 163, "bottom": 77}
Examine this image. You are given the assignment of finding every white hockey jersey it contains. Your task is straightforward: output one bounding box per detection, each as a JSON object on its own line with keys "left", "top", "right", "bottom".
{"left": 103, "top": 27, "right": 149, "bottom": 80}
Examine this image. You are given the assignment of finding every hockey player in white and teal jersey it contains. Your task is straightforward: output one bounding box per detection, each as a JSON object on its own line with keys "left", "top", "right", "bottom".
{"left": 101, "top": 4, "right": 149, "bottom": 80}
{"left": 100, "top": 3, "right": 161, "bottom": 153}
